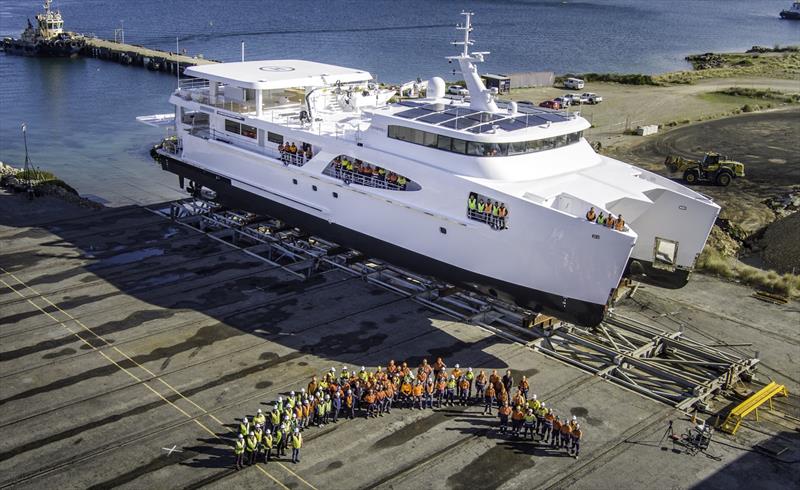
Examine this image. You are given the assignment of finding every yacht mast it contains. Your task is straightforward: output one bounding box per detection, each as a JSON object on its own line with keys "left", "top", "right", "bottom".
{"left": 446, "top": 11, "right": 498, "bottom": 113}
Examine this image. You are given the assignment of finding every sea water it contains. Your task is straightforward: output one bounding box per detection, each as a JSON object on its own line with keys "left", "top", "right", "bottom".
{"left": 1, "top": 0, "right": 797, "bottom": 205}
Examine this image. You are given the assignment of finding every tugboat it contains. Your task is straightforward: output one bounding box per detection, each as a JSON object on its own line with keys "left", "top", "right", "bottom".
{"left": 1, "top": 0, "right": 84, "bottom": 57}
{"left": 780, "top": 2, "right": 800, "bottom": 19}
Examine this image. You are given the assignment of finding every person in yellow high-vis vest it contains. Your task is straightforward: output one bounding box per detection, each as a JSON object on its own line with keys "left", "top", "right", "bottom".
{"left": 234, "top": 433, "right": 245, "bottom": 470}
{"left": 291, "top": 428, "right": 303, "bottom": 464}
{"left": 245, "top": 431, "right": 257, "bottom": 465}
{"left": 263, "top": 428, "right": 274, "bottom": 463}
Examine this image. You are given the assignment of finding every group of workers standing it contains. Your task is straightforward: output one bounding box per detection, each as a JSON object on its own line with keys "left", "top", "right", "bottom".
{"left": 233, "top": 358, "right": 585, "bottom": 469}
{"left": 486, "top": 376, "right": 584, "bottom": 458}
{"left": 332, "top": 156, "right": 409, "bottom": 190}
{"left": 585, "top": 206, "right": 625, "bottom": 231}
{"left": 468, "top": 193, "right": 508, "bottom": 230}
{"left": 278, "top": 141, "right": 312, "bottom": 165}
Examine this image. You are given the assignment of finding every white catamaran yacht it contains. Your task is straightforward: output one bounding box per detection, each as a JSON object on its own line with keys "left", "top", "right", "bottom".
{"left": 143, "top": 13, "right": 719, "bottom": 326}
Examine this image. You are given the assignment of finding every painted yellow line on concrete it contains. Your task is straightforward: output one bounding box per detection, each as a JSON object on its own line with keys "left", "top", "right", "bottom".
{"left": 2, "top": 268, "right": 305, "bottom": 489}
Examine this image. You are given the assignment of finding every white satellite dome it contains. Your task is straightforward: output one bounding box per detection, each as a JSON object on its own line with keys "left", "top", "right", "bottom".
{"left": 427, "top": 76, "right": 445, "bottom": 99}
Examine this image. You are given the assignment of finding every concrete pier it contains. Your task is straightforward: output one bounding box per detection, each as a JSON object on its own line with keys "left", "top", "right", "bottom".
{"left": 82, "top": 37, "right": 217, "bottom": 75}
{"left": 0, "top": 190, "right": 798, "bottom": 489}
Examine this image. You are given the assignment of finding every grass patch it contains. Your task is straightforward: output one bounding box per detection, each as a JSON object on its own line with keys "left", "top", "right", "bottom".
{"left": 696, "top": 247, "right": 800, "bottom": 298}
{"left": 15, "top": 169, "right": 57, "bottom": 181}
{"left": 716, "top": 87, "right": 800, "bottom": 103}
{"left": 656, "top": 51, "right": 800, "bottom": 84}
{"left": 13, "top": 169, "right": 78, "bottom": 195}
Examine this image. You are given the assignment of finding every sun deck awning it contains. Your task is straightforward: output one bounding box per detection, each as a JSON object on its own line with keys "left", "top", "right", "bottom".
{"left": 184, "top": 60, "right": 372, "bottom": 90}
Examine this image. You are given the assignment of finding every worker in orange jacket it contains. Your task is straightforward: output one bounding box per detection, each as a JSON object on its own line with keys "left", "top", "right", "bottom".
{"left": 498, "top": 403, "right": 512, "bottom": 434}
{"left": 511, "top": 405, "right": 526, "bottom": 437}
{"left": 412, "top": 381, "right": 424, "bottom": 410}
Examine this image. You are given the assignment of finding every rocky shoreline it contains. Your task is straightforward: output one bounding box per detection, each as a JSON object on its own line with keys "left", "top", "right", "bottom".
{"left": 0, "top": 162, "right": 104, "bottom": 210}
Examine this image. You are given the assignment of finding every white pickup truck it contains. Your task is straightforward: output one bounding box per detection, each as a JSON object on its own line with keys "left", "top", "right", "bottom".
{"left": 582, "top": 92, "right": 603, "bottom": 104}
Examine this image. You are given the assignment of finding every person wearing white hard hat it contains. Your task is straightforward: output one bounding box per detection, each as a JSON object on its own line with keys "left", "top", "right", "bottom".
{"left": 253, "top": 408, "right": 266, "bottom": 428}
{"left": 446, "top": 374, "right": 457, "bottom": 406}
{"left": 234, "top": 433, "right": 245, "bottom": 469}
{"left": 535, "top": 402, "right": 547, "bottom": 437}
{"left": 270, "top": 405, "right": 281, "bottom": 432}
{"left": 332, "top": 391, "right": 342, "bottom": 422}
{"left": 245, "top": 430, "right": 258, "bottom": 465}
{"left": 571, "top": 423, "right": 582, "bottom": 458}
{"left": 239, "top": 416, "right": 250, "bottom": 437}
{"left": 291, "top": 428, "right": 303, "bottom": 463}
{"left": 253, "top": 423, "right": 264, "bottom": 458}
{"left": 263, "top": 428, "right": 274, "bottom": 463}
{"left": 465, "top": 367, "right": 475, "bottom": 401}
{"left": 345, "top": 389, "right": 355, "bottom": 419}
{"left": 560, "top": 416, "right": 573, "bottom": 450}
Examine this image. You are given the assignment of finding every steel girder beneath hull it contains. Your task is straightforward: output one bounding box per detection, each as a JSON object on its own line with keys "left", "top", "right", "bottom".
{"left": 148, "top": 198, "right": 758, "bottom": 413}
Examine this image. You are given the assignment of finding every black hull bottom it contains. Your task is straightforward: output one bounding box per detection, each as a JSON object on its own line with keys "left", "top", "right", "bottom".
{"left": 157, "top": 157, "right": 608, "bottom": 326}
{"left": 2, "top": 40, "right": 82, "bottom": 57}
{"left": 625, "top": 259, "right": 691, "bottom": 289}
{"left": 780, "top": 11, "right": 800, "bottom": 19}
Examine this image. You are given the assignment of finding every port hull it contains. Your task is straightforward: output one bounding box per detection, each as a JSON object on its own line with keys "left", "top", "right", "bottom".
{"left": 157, "top": 155, "right": 607, "bottom": 326}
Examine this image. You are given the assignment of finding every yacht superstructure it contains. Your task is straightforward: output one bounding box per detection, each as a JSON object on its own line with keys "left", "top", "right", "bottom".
{"left": 144, "top": 12, "right": 719, "bottom": 326}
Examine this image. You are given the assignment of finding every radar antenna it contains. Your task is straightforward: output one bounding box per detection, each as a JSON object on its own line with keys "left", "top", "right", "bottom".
{"left": 445, "top": 11, "right": 498, "bottom": 113}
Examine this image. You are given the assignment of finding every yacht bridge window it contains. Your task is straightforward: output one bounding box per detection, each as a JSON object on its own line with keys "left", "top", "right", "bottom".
{"left": 388, "top": 125, "right": 582, "bottom": 157}
{"left": 224, "top": 119, "right": 257, "bottom": 139}
{"left": 467, "top": 192, "right": 508, "bottom": 230}
{"left": 323, "top": 156, "right": 420, "bottom": 191}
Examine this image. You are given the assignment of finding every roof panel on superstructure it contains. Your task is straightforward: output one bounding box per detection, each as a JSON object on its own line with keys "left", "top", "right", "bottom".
{"left": 184, "top": 59, "right": 371, "bottom": 89}
{"left": 396, "top": 107, "right": 436, "bottom": 119}
{"left": 417, "top": 112, "right": 458, "bottom": 124}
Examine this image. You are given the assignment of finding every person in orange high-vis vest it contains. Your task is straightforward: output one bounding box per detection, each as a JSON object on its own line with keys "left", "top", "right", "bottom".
{"left": 401, "top": 380, "right": 413, "bottom": 408}
{"left": 498, "top": 403, "right": 512, "bottom": 434}
{"left": 424, "top": 379, "right": 435, "bottom": 409}
{"left": 459, "top": 376, "right": 471, "bottom": 406}
{"left": 436, "top": 376, "right": 447, "bottom": 408}
{"left": 560, "top": 418, "right": 573, "bottom": 450}
{"left": 511, "top": 405, "right": 526, "bottom": 437}
{"left": 571, "top": 424, "right": 583, "bottom": 459}
{"left": 376, "top": 387, "right": 386, "bottom": 416}
{"left": 483, "top": 383, "right": 496, "bottom": 415}
{"left": 412, "top": 381, "right": 424, "bottom": 410}
{"left": 345, "top": 390, "right": 355, "bottom": 419}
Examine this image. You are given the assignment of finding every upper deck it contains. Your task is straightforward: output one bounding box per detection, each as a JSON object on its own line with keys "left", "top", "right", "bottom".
{"left": 184, "top": 59, "right": 372, "bottom": 90}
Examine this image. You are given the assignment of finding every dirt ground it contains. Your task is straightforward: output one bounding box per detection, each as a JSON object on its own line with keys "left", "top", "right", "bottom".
{"left": 509, "top": 78, "right": 800, "bottom": 147}
{"left": 606, "top": 108, "right": 800, "bottom": 235}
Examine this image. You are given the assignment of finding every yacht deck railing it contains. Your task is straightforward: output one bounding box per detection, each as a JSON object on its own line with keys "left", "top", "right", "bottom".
{"left": 189, "top": 127, "right": 308, "bottom": 167}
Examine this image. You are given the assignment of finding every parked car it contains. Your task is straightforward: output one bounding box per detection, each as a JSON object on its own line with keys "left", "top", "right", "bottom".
{"left": 582, "top": 92, "right": 603, "bottom": 104}
{"left": 564, "top": 77, "right": 585, "bottom": 89}
{"left": 567, "top": 93, "right": 589, "bottom": 104}
{"left": 539, "top": 100, "right": 561, "bottom": 110}
{"left": 553, "top": 96, "right": 571, "bottom": 107}
{"left": 516, "top": 100, "right": 535, "bottom": 106}
{"left": 448, "top": 85, "right": 469, "bottom": 96}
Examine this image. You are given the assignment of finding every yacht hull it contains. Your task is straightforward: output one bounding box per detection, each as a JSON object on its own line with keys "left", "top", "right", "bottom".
{"left": 158, "top": 156, "right": 607, "bottom": 326}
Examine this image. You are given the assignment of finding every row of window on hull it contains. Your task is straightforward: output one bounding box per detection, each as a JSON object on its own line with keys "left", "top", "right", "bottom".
{"left": 387, "top": 125, "right": 583, "bottom": 157}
